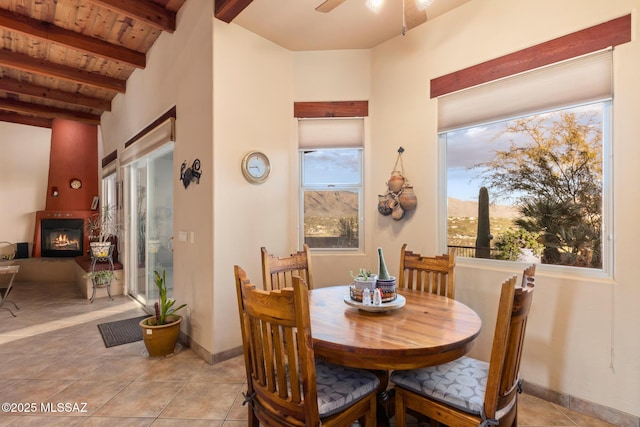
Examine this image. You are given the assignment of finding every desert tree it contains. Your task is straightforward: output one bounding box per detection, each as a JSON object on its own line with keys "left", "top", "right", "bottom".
{"left": 475, "top": 110, "right": 602, "bottom": 267}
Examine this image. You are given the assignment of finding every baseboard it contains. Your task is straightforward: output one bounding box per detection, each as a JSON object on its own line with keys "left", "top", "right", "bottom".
{"left": 523, "top": 381, "right": 640, "bottom": 427}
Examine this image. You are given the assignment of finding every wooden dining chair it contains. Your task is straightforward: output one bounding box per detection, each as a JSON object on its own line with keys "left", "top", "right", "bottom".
{"left": 234, "top": 266, "right": 379, "bottom": 427}
{"left": 261, "top": 244, "right": 314, "bottom": 290}
{"left": 398, "top": 244, "right": 456, "bottom": 299}
{"left": 390, "top": 271, "right": 535, "bottom": 427}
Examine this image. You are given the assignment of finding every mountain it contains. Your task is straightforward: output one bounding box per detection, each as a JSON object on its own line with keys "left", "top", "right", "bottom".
{"left": 304, "top": 191, "right": 358, "bottom": 217}
{"left": 448, "top": 197, "right": 519, "bottom": 219}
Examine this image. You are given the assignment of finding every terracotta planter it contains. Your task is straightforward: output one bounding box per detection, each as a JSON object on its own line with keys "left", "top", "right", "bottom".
{"left": 139, "top": 315, "right": 182, "bottom": 358}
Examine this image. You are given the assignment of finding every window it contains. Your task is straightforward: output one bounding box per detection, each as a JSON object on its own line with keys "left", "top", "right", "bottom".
{"left": 440, "top": 50, "right": 612, "bottom": 272}
{"left": 299, "top": 119, "right": 364, "bottom": 250}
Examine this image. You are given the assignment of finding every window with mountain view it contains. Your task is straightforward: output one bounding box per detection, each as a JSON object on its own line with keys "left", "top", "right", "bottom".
{"left": 443, "top": 101, "right": 610, "bottom": 270}
{"left": 300, "top": 148, "right": 362, "bottom": 250}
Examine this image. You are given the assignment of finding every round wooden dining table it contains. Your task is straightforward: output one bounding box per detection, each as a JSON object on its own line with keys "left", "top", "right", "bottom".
{"left": 308, "top": 285, "right": 482, "bottom": 371}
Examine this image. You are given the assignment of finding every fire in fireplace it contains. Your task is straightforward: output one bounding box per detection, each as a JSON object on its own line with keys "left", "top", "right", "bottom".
{"left": 41, "top": 219, "right": 84, "bottom": 257}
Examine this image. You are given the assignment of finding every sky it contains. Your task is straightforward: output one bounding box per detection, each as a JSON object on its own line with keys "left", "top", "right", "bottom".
{"left": 444, "top": 102, "right": 605, "bottom": 204}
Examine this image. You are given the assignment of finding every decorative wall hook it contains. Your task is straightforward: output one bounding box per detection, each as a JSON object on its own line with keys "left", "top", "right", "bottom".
{"left": 180, "top": 159, "right": 202, "bottom": 189}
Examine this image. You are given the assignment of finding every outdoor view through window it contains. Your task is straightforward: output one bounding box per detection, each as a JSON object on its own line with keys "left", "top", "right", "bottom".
{"left": 301, "top": 148, "right": 362, "bottom": 250}
{"left": 445, "top": 102, "right": 607, "bottom": 269}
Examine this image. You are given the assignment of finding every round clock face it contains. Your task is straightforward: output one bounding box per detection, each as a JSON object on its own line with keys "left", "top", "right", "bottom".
{"left": 70, "top": 178, "right": 82, "bottom": 189}
{"left": 241, "top": 151, "right": 271, "bottom": 184}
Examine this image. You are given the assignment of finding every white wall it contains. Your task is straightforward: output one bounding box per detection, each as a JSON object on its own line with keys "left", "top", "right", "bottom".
{"left": 211, "top": 20, "right": 294, "bottom": 354}
{"left": 0, "top": 122, "right": 51, "bottom": 245}
{"left": 368, "top": 0, "right": 640, "bottom": 418}
{"left": 100, "top": 0, "right": 214, "bottom": 355}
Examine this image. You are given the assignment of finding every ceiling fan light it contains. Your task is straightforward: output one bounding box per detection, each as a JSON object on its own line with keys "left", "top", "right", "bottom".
{"left": 366, "top": 0, "right": 384, "bottom": 12}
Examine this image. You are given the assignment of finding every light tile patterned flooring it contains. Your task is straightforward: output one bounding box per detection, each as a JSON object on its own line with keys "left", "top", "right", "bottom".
{"left": 0, "top": 280, "right": 619, "bottom": 426}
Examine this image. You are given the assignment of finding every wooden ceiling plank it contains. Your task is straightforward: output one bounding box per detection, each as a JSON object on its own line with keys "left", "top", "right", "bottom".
{"left": 0, "top": 111, "right": 53, "bottom": 128}
{"left": 215, "top": 0, "right": 253, "bottom": 23}
{"left": 86, "top": 0, "right": 176, "bottom": 33}
{"left": 0, "top": 50, "right": 126, "bottom": 93}
{"left": 0, "top": 77, "right": 111, "bottom": 111}
{"left": 0, "top": 8, "right": 146, "bottom": 68}
{"left": 0, "top": 97, "right": 101, "bottom": 124}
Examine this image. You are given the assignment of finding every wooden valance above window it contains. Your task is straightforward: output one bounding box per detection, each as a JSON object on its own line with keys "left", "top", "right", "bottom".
{"left": 431, "top": 14, "right": 631, "bottom": 99}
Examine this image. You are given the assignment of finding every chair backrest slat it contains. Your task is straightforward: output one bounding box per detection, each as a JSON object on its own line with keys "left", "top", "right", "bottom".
{"left": 398, "top": 244, "right": 456, "bottom": 298}
{"left": 484, "top": 269, "right": 535, "bottom": 419}
{"left": 261, "top": 244, "right": 314, "bottom": 290}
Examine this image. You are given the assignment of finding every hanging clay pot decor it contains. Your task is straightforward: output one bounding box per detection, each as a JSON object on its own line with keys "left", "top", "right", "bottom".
{"left": 377, "top": 147, "right": 417, "bottom": 222}
{"left": 378, "top": 194, "right": 393, "bottom": 216}
{"left": 390, "top": 198, "right": 405, "bottom": 221}
{"left": 398, "top": 185, "right": 417, "bottom": 211}
{"left": 387, "top": 171, "right": 405, "bottom": 193}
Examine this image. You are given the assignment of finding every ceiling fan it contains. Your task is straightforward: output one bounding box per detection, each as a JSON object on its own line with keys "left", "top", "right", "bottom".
{"left": 316, "top": 0, "right": 433, "bottom": 35}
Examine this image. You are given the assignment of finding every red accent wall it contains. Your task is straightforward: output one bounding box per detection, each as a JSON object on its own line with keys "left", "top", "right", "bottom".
{"left": 45, "top": 119, "right": 99, "bottom": 211}
{"left": 33, "top": 119, "right": 99, "bottom": 257}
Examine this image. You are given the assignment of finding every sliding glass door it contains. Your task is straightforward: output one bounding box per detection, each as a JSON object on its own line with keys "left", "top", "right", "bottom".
{"left": 124, "top": 143, "right": 174, "bottom": 307}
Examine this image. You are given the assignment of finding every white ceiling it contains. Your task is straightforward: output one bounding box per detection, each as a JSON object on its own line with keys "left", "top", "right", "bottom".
{"left": 232, "top": 0, "right": 472, "bottom": 51}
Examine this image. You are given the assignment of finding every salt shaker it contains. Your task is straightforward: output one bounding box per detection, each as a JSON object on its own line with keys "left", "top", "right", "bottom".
{"left": 373, "top": 288, "right": 382, "bottom": 306}
{"left": 362, "top": 288, "right": 371, "bottom": 305}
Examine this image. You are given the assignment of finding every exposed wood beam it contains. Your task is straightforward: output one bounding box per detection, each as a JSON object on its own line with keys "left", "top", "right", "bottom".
{"left": 0, "top": 50, "right": 126, "bottom": 93}
{"left": 0, "top": 98, "right": 101, "bottom": 125}
{"left": 0, "top": 77, "right": 111, "bottom": 112}
{"left": 87, "top": 0, "right": 176, "bottom": 33}
{"left": 431, "top": 14, "right": 632, "bottom": 98}
{"left": 294, "top": 101, "right": 369, "bottom": 118}
{"left": 0, "top": 9, "right": 146, "bottom": 69}
{"left": 215, "top": 0, "right": 254, "bottom": 23}
{"left": 0, "top": 111, "right": 52, "bottom": 128}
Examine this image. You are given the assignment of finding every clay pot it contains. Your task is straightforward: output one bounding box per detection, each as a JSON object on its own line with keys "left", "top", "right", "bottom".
{"left": 378, "top": 194, "right": 392, "bottom": 216}
{"left": 398, "top": 185, "right": 417, "bottom": 211}
{"left": 389, "top": 199, "right": 405, "bottom": 221}
{"left": 387, "top": 171, "right": 405, "bottom": 193}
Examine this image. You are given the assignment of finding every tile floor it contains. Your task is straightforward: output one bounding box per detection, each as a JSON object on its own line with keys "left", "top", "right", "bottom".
{"left": 0, "top": 280, "right": 619, "bottom": 426}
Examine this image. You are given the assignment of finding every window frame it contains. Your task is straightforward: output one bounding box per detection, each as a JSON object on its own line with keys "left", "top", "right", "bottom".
{"left": 299, "top": 147, "right": 364, "bottom": 252}
{"left": 438, "top": 100, "right": 613, "bottom": 279}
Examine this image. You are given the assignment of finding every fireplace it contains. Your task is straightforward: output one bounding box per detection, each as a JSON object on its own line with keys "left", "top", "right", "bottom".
{"left": 33, "top": 211, "right": 94, "bottom": 258}
{"left": 40, "top": 219, "right": 84, "bottom": 257}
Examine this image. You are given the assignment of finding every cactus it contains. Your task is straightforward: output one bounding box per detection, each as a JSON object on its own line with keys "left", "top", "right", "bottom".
{"left": 377, "top": 247, "right": 391, "bottom": 280}
{"left": 475, "top": 187, "right": 492, "bottom": 259}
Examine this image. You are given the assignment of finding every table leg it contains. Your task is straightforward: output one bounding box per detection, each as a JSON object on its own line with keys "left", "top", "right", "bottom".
{"left": 370, "top": 370, "right": 393, "bottom": 427}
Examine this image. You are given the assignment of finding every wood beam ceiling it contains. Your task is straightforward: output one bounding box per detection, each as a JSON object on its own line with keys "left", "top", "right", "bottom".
{"left": 215, "top": 0, "right": 254, "bottom": 23}
{"left": 87, "top": 0, "right": 177, "bottom": 33}
{"left": 0, "top": 0, "right": 187, "bottom": 128}
{"left": 0, "top": 8, "right": 146, "bottom": 69}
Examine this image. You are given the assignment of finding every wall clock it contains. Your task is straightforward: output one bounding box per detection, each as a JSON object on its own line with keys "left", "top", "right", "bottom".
{"left": 241, "top": 151, "right": 271, "bottom": 184}
{"left": 69, "top": 178, "right": 82, "bottom": 189}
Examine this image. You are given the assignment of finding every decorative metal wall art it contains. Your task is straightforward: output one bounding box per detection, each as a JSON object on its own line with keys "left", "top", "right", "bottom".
{"left": 180, "top": 159, "right": 202, "bottom": 189}
{"left": 378, "top": 147, "right": 417, "bottom": 221}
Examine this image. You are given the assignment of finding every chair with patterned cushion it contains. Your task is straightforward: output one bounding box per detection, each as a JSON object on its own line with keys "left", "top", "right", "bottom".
{"left": 234, "top": 266, "right": 378, "bottom": 427}
{"left": 390, "top": 271, "right": 535, "bottom": 427}
{"left": 398, "top": 244, "right": 456, "bottom": 299}
{"left": 261, "top": 244, "right": 314, "bottom": 290}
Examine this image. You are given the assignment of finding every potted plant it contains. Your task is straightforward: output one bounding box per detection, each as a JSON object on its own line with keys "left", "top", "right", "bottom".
{"left": 85, "top": 205, "right": 121, "bottom": 258}
{"left": 83, "top": 269, "right": 115, "bottom": 286}
{"left": 349, "top": 268, "right": 377, "bottom": 302}
{"left": 139, "top": 269, "right": 186, "bottom": 358}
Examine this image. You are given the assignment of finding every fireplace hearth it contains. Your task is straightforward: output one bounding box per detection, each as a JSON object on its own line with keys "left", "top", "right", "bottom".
{"left": 41, "top": 219, "right": 84, "bottom": 257}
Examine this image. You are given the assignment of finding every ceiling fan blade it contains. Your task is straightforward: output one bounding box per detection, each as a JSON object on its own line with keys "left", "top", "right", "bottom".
{"left": 404, "top": 0, "right": 428, "bottom": 30}
{"left": 315, "top": 0, "right": 347, "bottom": 13}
